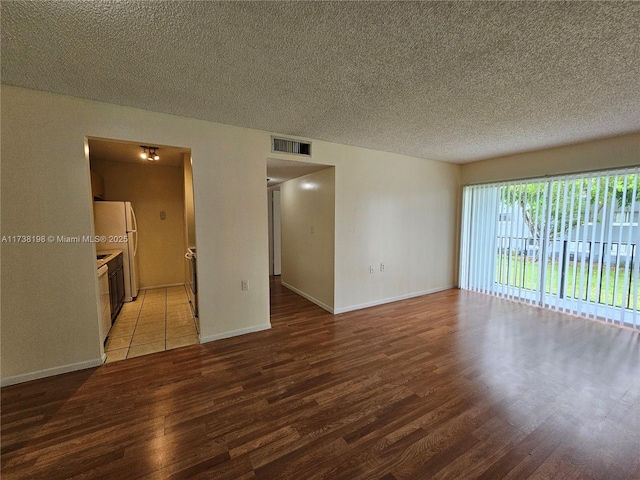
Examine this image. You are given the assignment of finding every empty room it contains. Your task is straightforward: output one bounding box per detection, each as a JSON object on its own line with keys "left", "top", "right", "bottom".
{"left": 1, "top": 2, "right": 639, "bottom": 479}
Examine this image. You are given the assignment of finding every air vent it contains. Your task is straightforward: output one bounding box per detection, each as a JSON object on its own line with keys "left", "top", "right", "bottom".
{"left": 272, "top": 136, "right": 311, "bottom": 156}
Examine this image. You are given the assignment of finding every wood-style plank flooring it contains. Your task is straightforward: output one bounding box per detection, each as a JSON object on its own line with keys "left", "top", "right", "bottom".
{"left": 2, "top": 278, "right": 639, "bottom": 479}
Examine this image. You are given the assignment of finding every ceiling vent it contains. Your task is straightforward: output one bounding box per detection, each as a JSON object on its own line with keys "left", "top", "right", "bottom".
{"left": 272, "top": 136, "right": 311, "bottom": 156}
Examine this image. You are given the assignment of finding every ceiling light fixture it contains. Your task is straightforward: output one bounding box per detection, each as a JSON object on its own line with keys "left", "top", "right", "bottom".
{"left": 140, "top": 145, "right": 160, "bottom": 161}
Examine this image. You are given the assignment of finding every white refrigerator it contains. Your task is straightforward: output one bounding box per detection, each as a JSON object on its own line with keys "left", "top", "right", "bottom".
{"left": 93, "top": 201, "right": 139, "bottom": 302}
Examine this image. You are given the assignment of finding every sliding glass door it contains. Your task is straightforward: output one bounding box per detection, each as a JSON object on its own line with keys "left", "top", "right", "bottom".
{"left": 459, "top": 167, "right": 640, "bottom": 328}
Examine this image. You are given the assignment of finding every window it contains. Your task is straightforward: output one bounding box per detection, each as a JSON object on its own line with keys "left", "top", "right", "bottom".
{"left": 459, "top": 167, "right": 640, "bottom": 328}
{"left": 613, "top": 211, "right": 638, "bottom": 225}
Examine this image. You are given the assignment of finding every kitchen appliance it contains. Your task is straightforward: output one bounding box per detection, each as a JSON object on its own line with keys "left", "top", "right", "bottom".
{"left": 94, "top": 201, "right": 139, "bottom": 302}
{"left": 97, "top": 264, "right": 111, "bottom": 344}
{"left": 185, "top": 247, "right": 198, "bottom": 321}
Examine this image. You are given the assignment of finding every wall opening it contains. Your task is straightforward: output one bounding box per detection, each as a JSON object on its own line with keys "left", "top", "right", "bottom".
{"left": 87, "top": 137, "right": 199, "bottom": 362}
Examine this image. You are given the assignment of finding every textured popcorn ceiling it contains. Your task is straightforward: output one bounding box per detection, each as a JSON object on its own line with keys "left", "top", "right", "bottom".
{"left": 2, "top": 1, "right": 639, "bottom": 163}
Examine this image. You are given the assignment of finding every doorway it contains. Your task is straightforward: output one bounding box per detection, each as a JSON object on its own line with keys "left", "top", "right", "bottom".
{"left": 268, "top": 188, "right": 282, "bottom": 276}
{"left": 87, "top": 137, "right": 199, "bottom": 362}
{"left": 266, "top": 158, "right": 336, "bottom": 313}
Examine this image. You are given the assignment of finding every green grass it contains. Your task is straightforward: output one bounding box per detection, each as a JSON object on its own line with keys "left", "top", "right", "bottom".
{"left": 495, "top": 254, "right": 639, "bottom": 309}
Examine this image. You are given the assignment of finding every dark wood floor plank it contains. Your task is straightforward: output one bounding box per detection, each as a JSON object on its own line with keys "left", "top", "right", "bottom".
{"left": 428, "top": 417, "right": 527, "bottom": 480}
{"left": 2, "top": 277, "right": 639, "bottom": 479}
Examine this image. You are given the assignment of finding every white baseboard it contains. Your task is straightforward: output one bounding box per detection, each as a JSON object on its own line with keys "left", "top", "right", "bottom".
{"left": 280, "top": 281, "right": 334, "bottom": 313}
{"left": 200, "top": 324, "right": 271, "bottom": 343}
{"left": 333, "top": 285, "right": 456, "bottom": 314}
{"left": 1, "top": 357, "right": 105, "bottom": 387}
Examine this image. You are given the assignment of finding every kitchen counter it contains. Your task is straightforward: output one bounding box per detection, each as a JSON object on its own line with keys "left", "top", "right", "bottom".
{"left": 96, "top": 249, "right": 123, "bottom": 269}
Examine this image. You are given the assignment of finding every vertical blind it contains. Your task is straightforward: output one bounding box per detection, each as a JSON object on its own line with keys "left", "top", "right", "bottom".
{"left": 459, "top": 167, "right": 640, "bottom": 328}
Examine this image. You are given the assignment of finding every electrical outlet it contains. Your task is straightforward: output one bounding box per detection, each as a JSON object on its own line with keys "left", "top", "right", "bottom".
{"left": 241, "top": 280, "right": 249, "bottom": 291}
{"left": 369, "top": 266, "right": 375, "bottom": 274}
{"left": 380, "top": 263, "right": 385, "bottom": 271}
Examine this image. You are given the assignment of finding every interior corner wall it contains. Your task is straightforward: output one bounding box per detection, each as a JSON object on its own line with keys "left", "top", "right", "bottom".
{"left": 90, "top": 158, "right": 186, "bottom": 289}
{"left": 461, "top": 132, "right": 640, "bottom": 185}
{"left": 321, "top": 145, "right": 461, "bottom": 313}
{"left": 280, "top": 168, "right": 335, "bottom": 311}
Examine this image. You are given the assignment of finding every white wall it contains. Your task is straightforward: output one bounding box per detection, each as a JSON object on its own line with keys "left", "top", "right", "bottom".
{"left": 1, "top": 86, "right": 461, "bottom": 384}
{"left": 461, "top": 133, "right": 640, "bottom": 185}
{"left": 280, "top": 168, "right": 335, "bottom": 311}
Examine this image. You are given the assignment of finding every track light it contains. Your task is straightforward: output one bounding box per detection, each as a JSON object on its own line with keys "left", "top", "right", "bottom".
{"left": 140, "top": 146, "right": 160, "bottom": 161}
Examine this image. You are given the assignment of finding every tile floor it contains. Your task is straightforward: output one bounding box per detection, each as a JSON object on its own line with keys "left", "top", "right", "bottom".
{"left": 104, "top": 286, "right": 198, "bottom": 363}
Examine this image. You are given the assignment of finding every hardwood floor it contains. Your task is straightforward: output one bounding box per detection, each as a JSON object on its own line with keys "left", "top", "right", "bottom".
{"left": 2, "top": 278, "right": 639, "bottom": 479}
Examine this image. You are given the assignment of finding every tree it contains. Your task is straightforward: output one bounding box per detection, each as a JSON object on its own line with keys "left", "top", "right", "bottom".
{"left": 500, "top": 174, "right": 639, "bottom": 257}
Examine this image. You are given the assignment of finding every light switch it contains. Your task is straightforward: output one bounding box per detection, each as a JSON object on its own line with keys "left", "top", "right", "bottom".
{"left": 160, "top": 211, "right": 166, "bottom": 220}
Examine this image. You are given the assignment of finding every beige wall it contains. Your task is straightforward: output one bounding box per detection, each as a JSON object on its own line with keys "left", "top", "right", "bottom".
{"left": 267, "top": 141, "right": 462, "bottom": 314}
{"left": 280, "top": 168, "right": 335, "bottom": 311}
{"left": 182, "top": 153, "right": 196, "bottom": 289}
{"left": 91, "top": 158, "right": 186, "bottom": 288}
{"left": 1, "top": 106, "right": 103, "bottom": 383}
{"left": 183, "top": 154, "right": 196, "bottom": 249}
{"left": 1, "top": 86, "right": 272, "bottom": 384}
{"left": 325, "top": 147, "right": 461, "bottom": 312}
{"left": 267, "top": 189, "right": 274, "bottom": 276}
{"left": 1, "top": 86, "right": 461, "bottom": 384}
{"left": 461, "top": 133, "right": 640, "bottom": 185}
